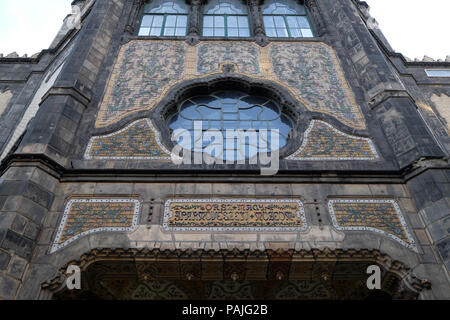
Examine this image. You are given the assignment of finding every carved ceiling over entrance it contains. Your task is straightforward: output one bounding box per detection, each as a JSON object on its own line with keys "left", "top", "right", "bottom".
{"left": 42, "top": 248, "right": 430, "bottom": 300}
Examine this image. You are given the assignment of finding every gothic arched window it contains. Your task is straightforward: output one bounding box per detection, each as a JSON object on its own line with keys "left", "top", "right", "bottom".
{"left": 138, "top": 0, "right": 189, "bottom": 36}
{"left": 262, "top": 0, "right": 313, "bottom": 38}
{"left": 168, "top": 91, "right": 293, "bottom": 161}
{"left": 202, "top": 0, "right": 251, "bottom": 37}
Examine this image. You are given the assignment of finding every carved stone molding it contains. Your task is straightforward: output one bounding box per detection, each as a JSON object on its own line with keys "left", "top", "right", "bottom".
{"left": 125, "top": 0, "right": 147, "bottom": 35}
{"left": 186, "top": 0, "right": 204, "bottom": 45}
{"left": 246, "top": 0, "right": 269, "bottom": 46}
{"left": 304, "top": 0, "right": 327, "bottom": 36}
{"left": 42, "top": 248, "right": 430, "bottom": 299}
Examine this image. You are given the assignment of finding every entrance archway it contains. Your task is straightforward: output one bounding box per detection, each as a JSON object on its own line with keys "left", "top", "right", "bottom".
{"left": 42, "top": 248, "right": 430, "bottom": 300}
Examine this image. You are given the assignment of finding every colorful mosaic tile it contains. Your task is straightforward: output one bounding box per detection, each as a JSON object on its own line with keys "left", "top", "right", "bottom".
{"left": 328, "top": 199, "right": 417, "bottom": 252}
{"left": 267, "top": 43, "right": 365, "bottom": 129}
{"left": 163, "top": 198, "right": 307, "bottom": 232}
{"left": 85, "top": 119, "right": 171, "bottom": 160}
{"left": 286, "top": 120, "right": 378, "bottom": 160}
{"left": 196, "top": 42, "right": 263, "bottom": 76}
{"left": 95, "top": 40, "right": 366, "bottom": 130}
{"left": 96, "top": 41, "right": 186, "bottom": 127}
{"left": 50, "top": 198, "right": 141, "bottom": 253}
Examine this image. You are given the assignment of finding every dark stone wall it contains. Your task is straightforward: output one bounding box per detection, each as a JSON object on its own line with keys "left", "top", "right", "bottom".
{"left": 0, "top": 0, "right": 449, "bottom": 299}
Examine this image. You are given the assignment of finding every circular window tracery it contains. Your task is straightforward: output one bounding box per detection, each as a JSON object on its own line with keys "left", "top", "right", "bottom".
{"left": 168, "top": 90, "right": 294, "bottom": 161}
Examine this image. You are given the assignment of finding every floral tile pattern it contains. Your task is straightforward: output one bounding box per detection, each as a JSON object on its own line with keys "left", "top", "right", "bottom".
{"left": 163, "top": 198, "right": 307, "bottom": 232}
{"left": 95, "top": 40, "right": 366, "bottom": 130}
{"left": 50, "top": 198, "right": 141, "bottom": 253}
{"left": 96, "top": 41, "right": 186, "bottom": 127}
{"left": 328, "top": 199, "right": 417, "bottom": 252}
{"left": 85, "top": 119, "right": 171, "bottom": 160}
{"left": 197, "top": 42, "right": 263, "bottom": 76}
{"left": 268, "top": 43, "right": 365, "bottom": 129}
{"left": 286, "top": 120, "right": 378, "bottom": 160}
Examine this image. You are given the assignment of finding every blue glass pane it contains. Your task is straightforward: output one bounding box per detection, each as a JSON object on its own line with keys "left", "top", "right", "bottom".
{"left": 262, "top": 1, "right": 306, "bottom": 15}
{"left": 228, "top": 16, "right": 238, "bottom": 28}
{"left": 214, "top": 28, "right": 225, "bottom": 37}
{"left": 297, "top": 16, "right": 311, "bottom": 28}
{"left": 164, "top": 27, "right": 175, "bottom": 36}
{"left": 301, "top": 28, "right": 313, "bottom": 37}
{"left": 141, "top": 15, "right": 154, "bottom": 27}
{"left": 145, "top": 0, "right": 189, "bottom": 14}
{"left": 165, "top": 15, "right": 177, "bottom": 27}
{"left": 264, "top": 16, "right": 275, "bottom": 28}
{"left": 203, "top": 16, "right": 214, "bottom": 27}
{"left": 168, "top": 91, "right": 293, "bottom": 161}
{"left": 138, "top": 27, "right": 150, "bottom": 36}
{"left": 204, "top": 0, "right": 248, "bottom": 14}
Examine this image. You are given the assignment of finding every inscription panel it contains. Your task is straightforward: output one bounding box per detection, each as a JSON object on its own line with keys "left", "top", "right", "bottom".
{"left": 163, "top": 198, "right": 307, "bottom": 232}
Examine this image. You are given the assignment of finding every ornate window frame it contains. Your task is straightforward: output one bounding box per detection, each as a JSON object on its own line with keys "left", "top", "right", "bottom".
{"left": 262, "top": 0, "right": 314, "bottom": 38}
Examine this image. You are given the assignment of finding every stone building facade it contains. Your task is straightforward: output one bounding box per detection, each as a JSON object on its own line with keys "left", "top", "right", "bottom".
{"left": 0, "top": 0, "right": 449, "bottom": 299}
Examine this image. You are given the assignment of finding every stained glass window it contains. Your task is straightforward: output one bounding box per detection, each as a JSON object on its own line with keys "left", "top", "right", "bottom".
{"left": 262, "top": 0, "right": 313, "bottom": 38}
{"left": 138, "top": 0, "right": 188, "bottom": 37}
{"left": 168, "top": 91, "right": 293, "bottom": 161}
{"left": 203, "top": 0, "right": 250, "bottom": 37}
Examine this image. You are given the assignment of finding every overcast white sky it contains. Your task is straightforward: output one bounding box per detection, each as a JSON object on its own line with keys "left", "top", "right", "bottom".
{"left": 0, "top": 0, "right": 449, "bottom": 59}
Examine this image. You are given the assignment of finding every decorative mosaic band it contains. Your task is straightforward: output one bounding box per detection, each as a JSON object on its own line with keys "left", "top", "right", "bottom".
{"left": 96, "top": 40, "right": 365, "bottom": 130}
{"left": 84, "top": 119, "right": 171, "bottom": 160}
{"left": 163, "top": 198, "right": 307, "bottom": 232}
{"left": 50, "top": 198, "right": 141, "bottom": 253}
{"left": 328, "top": 199, "right": 417, "bottom": 252}
{"left": 286, "top": 120, "right": 379, "bottom": 160}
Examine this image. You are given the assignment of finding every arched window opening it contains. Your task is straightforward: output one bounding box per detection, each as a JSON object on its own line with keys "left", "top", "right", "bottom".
{"left": 138, "top": 0, "right": 189, "bottom": 37}
{"left": 202, "top": 0, "right": 251, "bottom": 37}
{"left": 168, "top": 91, "right": 294, "bottom": 161}
{"left": 262, "top": 0, "right": 313, "bottom": 38}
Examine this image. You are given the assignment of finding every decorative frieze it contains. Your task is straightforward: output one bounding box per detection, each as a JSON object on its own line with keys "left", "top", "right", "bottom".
{"left": 328, "top": 199, "right": 417, "bottom": 252}
{"left": 163, "top": 198, "right": 307, "bottom": 232}
{"left": 85, "top": 119, "right": 171, "bottom": 160}
{"left": 286, "top": 120, "right": 378, "bottom": 160}
{"left": 95, "top": 40, "right": 365, "bottom": 130}
{"left": 50, "top": 198, "right": 141, "bottom": 253}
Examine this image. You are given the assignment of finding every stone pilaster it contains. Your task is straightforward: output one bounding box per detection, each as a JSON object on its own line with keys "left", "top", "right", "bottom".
{"left": 186, "top": 0, "right": 204, "bottom": 45}
{"left": 247, "top": 0, "right": 268, "bottom": 46}
{"left": 0, "top": 163, "right": 59, "bottom": 299}
{"left": 15, "top": 0, "right": 126, "bottom": 167}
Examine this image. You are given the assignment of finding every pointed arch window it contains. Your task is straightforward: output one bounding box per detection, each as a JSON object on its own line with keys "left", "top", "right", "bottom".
{"left": 202, "top": 0, "right": 251, "bottom": 37}
{"left": 262, "top": 0, "right": 313, "bottom": 38}
{"left": 138, "top": 0, "right": 189, "bottom": 37}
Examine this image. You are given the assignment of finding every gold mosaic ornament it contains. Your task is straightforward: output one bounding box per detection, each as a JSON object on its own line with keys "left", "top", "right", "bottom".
{"left": 328, "top": 199, "right": 417, "bottom": 252}
{"left": 51, "top": 198, "right": 141, "bottom": 253}
{"left": 163, "top": 198, "right": 307, "bottom": 231}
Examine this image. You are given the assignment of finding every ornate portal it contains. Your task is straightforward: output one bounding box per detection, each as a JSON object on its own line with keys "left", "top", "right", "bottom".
{"left": 163, "top": 198, "right": 307, "bottom": 231}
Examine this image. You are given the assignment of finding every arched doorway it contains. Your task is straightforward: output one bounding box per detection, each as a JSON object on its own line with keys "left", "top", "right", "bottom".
{"left": 42, "top": 248, "right": 430, "bottom": 300}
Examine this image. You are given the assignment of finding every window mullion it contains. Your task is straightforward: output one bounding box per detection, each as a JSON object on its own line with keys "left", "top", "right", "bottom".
{"left": 224, "top": 14, "right": 228, "bottom": 37}
{"left": 161, "top": 14, "right": 167, "bottom": 36}
{"left": 284, "top": 15, "right": 291, "bottom": 38}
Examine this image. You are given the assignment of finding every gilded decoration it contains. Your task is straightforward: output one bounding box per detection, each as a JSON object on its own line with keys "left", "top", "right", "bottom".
{"left": 95, "top": 40, "right": 365, "bottom": 130}
{"left": 286, "top": 120, "right": 378, "bottom": 160}
{"left": 85, "top": 119, "right": 171, "bottom": 160}
{"left": 163, "top": 198, "right": 307, "bottom": 231}
{"left": 50, "top": 198, "right": 141, "bottom": 253}
{"left": 328, "top": 199, "right": 417, "bottom": 252}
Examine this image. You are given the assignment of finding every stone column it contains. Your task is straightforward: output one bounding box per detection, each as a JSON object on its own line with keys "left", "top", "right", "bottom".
{"left": 247, "top": 0, "right": 268, "bottom": 46}
{"left": 304, "top": 0, "right": 327, "bottom": 36}
{"left": 125, "top": 0, "right": 146, "bottom": 35}
{"left": 186, "top": 0, "right": 203, "bottom": 45}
